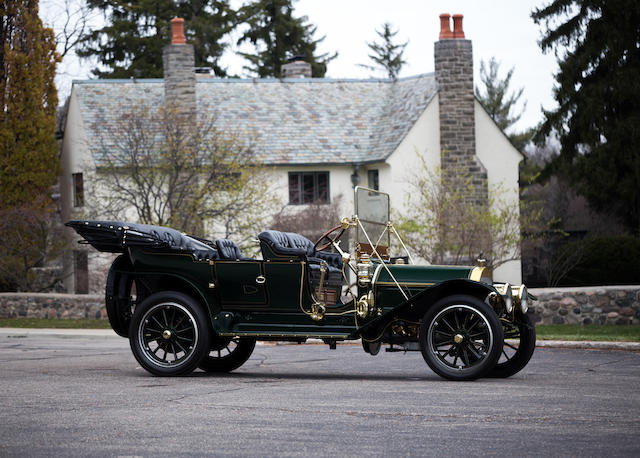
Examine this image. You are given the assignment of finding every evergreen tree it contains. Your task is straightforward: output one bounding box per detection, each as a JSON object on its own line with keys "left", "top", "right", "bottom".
{"left": 237, "top": 0, "right": 336, "bottom": 77}
{"left": 0, "top": 0, "right": 60, "bottom": 208}
{"left": 532, "top": 0, "right": 640, "bottom": 234}
{"left": 0, "top": 0, "right": 64, "bottom": 291}
{"left": 359, "top": 22, "right": 407, "bottom": 79}
{"left": 475, "top": 57, "right": 534, "bottom": 151}
{"left": 78, "top": 0, "right": 235, "bottom": 78}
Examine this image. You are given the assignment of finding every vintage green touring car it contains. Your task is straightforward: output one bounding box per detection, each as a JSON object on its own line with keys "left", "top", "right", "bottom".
{"left": 67, "top": 187, "right": 535, "bottom": 381}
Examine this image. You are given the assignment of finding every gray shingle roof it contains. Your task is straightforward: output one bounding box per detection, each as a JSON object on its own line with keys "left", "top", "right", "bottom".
{"left": 72, "top": 74, "right": 437, "bottom": 166}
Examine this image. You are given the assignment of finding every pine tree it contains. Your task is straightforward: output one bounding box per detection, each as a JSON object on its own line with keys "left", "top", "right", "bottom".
{"left": 78, "top": 0, "right": 235, "bottom": 78}
{"left": 359, "top": 22, "right": 407, "bottom": 79}
{"left": 0, "top": 0, "right": 64, "bottom": 291}
{"left": 0, "top": 0, "right": 60, "bottom": 208}
{"left": 532, "top": 0, "right": 640, "bottom": 234}
{"left": 475, "top": 58, "right": 534, "bottom": 152}
{"left": 237, "top": 0, "right": 336, "bottom": 77}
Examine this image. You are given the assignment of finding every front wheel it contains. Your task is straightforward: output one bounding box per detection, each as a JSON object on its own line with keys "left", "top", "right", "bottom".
{"left": 419, "top": 295, "right": 503, "bottom": 381}
{"left": 129, "top": 291, "right": 211, "bottom": 376}
{"left": 198, "top": 336, "right": 256, "bottom": 373}
{"left": 489, "top": 313, "right": 536, "bottom": 378}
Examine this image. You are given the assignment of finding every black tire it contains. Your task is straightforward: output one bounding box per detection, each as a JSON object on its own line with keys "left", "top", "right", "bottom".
{"left": 105, "top": 255, "right": 134, "bottom": 337}
{"left": 489, "top": 313, "right": 536, "bottom": 378}
{"left": 198, "top": 336, "right": 256, "bottom": 373}
{"left": 129, "top": 291, "right": 211, "bottom": 376}
{"left": 419, "top": 294, "right": 503, "bottom": 381}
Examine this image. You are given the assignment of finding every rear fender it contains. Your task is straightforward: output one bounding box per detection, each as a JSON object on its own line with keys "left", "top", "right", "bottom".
{"left": 107, "top": 261, "right": 215, "bottom": 337}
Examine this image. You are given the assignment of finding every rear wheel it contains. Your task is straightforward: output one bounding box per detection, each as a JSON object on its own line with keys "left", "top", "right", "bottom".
{"left": 489, "top": 313, "right": 536, "bottom": 378}
{"left": 419, "top": 295, "right": 503, "bottom": 381}
{"left": 129, "top": 291, "right": 210, "bottom": 376}
{"left": 198, "top": 336, "right": 256, "bottom": 373}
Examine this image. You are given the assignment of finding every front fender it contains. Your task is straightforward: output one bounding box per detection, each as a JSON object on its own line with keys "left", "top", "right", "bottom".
{"left": 354, "top": 279, "right": 496, "bottom": 338}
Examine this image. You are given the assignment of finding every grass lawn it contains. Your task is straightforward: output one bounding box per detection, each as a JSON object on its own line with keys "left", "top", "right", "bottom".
{"left": 0, "top": 318, "right": 111, "bottom": 329}
{"left": 535, "top": 324, "right": 640, "bottom": 342}
{"left": 1, "top": 318, "right": 639, "bottom": 341}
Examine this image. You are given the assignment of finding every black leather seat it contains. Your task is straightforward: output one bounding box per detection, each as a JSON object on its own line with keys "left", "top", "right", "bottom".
{"left": 258, "top": 230, "right": 343, "bottom": 285}
{"left": 215, "top": 239, "right": 247, "bottom": 260}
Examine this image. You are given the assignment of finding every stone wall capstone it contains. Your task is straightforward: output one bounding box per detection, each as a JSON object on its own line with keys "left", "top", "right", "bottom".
{"left": 529, "top": 286, "right": 640, "bottom": 325}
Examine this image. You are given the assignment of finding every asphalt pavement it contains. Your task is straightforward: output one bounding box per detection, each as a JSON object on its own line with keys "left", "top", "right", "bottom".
{"left": 0, "top": 329, "right": 639, "bottom": 457}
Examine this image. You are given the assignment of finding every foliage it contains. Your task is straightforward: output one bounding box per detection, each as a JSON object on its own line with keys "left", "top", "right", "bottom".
{"left": 555, "top": 235, "right": 640, "bottom": 286}
{"left": 237, "top": 0, "right": 336, "bottom": 77}
{"left": 0, "top": 318, "right": 112, "bottom": 329}
{"left": 397, "top": 155, "right": 525, "bottom": 269}
{"left": 474, "top": 57, "right": 534, "bottom": 151}
{"left": 270, "top": 196, "right": 347, "bottom": 247}
{"left": 535, "top": 324, "right": 640, "bottom": 342}
{"left": 0, "top": 202, "right": 67, "bottom": 292}
{"left": 0, "top": 0, "right": 65, "bottom": 292}
{"left": 359, "top": 22, "right": 407, "bottom": 79}
{"left": 0, "top": 0, "right": 60, "bottom": 208}
{"left": 532, "top": 0, "right": 640, "bottom": 234}
{"left": 89, "top": 105, "right": 277, "bottom": 249}
{"left": 77, "top": 0, "right": 235, "bottom": 78}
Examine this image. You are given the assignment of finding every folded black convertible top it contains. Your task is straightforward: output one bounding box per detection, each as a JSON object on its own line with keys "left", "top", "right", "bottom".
{"left": 65, "top": 220, "right": 216, "bottom": 255}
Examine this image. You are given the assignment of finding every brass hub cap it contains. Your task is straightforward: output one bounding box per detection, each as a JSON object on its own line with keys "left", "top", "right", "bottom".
{"left": 454, "top": 333, "right": 464, "bottom": 344}
{"left": 162, "top": 330, "right": 172, "bottom": 340}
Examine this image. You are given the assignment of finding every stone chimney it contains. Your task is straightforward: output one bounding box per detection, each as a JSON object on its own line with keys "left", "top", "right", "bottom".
{"left": 162, "top": 18, "right": 196, "bottom": 119}
{"left": 281, "top": 56, "right": 312, "bottom": 78}
{"left": 435, "top": 14, "right": 487, "bottom": 207}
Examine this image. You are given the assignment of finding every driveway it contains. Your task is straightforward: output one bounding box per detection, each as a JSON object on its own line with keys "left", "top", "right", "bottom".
{"left": 0, "top": 330, "right": 638, "bottom": 457}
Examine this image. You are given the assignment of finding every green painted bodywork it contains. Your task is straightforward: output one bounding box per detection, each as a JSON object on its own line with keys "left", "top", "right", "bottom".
{"left": 122, "top": 247, "right": 487, "bottom": 340}
{"left": 371, "top": 264, "right": 475, "bottom": 313}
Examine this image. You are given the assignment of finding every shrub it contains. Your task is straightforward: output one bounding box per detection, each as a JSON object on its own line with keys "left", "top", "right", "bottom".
{"left": 557, "top": 235, "right": 640, "bottom": 286}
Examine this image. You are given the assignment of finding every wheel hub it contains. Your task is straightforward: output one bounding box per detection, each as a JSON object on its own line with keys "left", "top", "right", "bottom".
{"left": 454, "top": 333, "right": 464, "bottom": 344}
{"left": 162, "top": 329, "right": 172, "bottom": 340}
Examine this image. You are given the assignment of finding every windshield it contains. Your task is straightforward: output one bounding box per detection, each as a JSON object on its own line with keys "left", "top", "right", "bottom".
{"left": 354, "top": 186, "right": 390, "bottom": 259}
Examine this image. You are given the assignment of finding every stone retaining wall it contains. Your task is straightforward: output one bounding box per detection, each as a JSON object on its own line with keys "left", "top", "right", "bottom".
{"left": 2, "top": 286, "right": 639, "bottom": 325}
{"left": 0, "top": 293, "right": 106, "bottom": 320}
{"left": 529, "top": 286, "right": 640, "bottom": 325}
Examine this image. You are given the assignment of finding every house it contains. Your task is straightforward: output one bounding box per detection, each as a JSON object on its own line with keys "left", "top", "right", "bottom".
{"left": 60, "top": 14, "right": 523, "bottom": 293}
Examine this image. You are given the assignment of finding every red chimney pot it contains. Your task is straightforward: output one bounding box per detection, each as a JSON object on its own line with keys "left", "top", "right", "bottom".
{"left": 439, "top": 14, "right": 453, "bottom": 40}
{"left": 452, "top": 14, "right": 465, "bottom": 39}
{"left": 171, "top": 18, "right": 186, "bottom": 44}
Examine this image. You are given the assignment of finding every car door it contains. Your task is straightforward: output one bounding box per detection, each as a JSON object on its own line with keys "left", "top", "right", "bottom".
{"left": 213, "top": 260, "right": 268, "bottom": 308}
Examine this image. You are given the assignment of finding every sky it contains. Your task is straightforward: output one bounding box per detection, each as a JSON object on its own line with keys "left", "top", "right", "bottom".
{"left": 41, "top": 0, "right": 559, "bottom": 134}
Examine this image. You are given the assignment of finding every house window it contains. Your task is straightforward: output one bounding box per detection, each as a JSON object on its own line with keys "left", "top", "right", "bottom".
{"left": 288, "top": 172, "right": 330, "bottom": 205}
{"left": 74, "top": 250, "right": 89, "bottom": 294}
{"left": 72, "top": 173, "right": 84, "bottom": 207}
{"left": 367, "top": 169, "right": 379, "bottom": 191}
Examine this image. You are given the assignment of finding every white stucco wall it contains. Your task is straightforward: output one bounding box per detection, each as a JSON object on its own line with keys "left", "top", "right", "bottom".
{"left": 60, "top": 88, "right": 95, "bottom": 225}
{"left": 475, "top": 100, "right": 524, "bottom": 284}
{"left": 383, "top": 95, "right": 441, "bottom": 213}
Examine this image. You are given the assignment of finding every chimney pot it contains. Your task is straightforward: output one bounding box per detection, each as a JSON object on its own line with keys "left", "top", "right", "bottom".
{"left": 452, "top": 14, "right": 465, "bottom": 38}
{"left": 171, "top": 18, "right": 186, "bottom": 44}
{"left": 439, "top": 13, "right": 453, "bottom": 40}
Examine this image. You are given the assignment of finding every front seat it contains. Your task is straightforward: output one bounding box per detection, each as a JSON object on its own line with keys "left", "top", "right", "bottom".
{"left": 215, "top": 239, "right": 247, "bottom": 260}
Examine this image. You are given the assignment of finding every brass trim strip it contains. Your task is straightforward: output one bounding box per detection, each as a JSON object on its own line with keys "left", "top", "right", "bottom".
{"left": 375, "top": 281, "right": 435, "bottom": 287}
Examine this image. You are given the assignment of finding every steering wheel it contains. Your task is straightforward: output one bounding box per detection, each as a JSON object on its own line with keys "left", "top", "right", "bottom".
{"left": 314, "top": 225, "right": 346, "bottom": 252}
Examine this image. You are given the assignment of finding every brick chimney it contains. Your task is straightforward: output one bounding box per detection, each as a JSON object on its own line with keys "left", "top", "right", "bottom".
{"left": 435, "top": 14, "right": 487, "bottom": 207}
{"left": 281, "top": 56, "right": 312, "bottom": 78}
{"left": 162, "top": 18, "right": 196, "bottom": 119}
